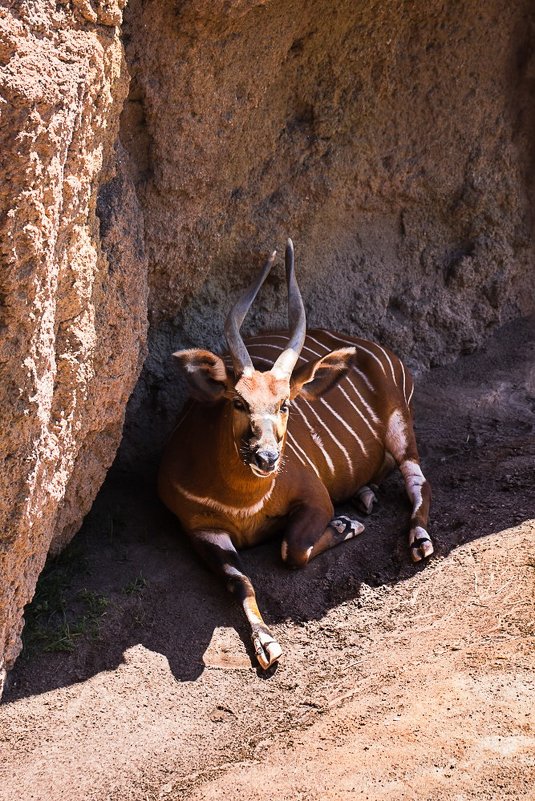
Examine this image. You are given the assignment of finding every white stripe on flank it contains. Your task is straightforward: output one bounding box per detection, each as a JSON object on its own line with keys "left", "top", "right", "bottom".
{"left": 407, "top": 382, "right": 415, "bottom": 405}
{"left": 352, "top": 366, "right": 376, "bottom": 393}
{"left": 400, "top": 360, "right": 407, "bottom": 402}
{"left": 344, "top": 375, "right": 380, "bottom": 424}
{"left": 250, "top": 333, "right": 320, "bottom": 354}
{"left": 308, "top": 333, "right": 386, "bottom": 375}
{"left": 338, "top": 382, "right": 380, "bottom": 441}
{"left": 250, "top": 355, "right": 273, "bottom": 367}
{"left": 319, "top": 396, "right": 367, "bottom": 456}
{"left": 301, "top": 398, "right": 354, "bottom": 475}
{"left": 248, "top": 334, "right": 287, "bottom": 343}
{"left": 375, "top": 344, "right": 397, "bottom": 383}
{"left": 247, "top": 342, "right": 284, "bottom": 353}
{"left": 298, "top": 343, "right": 324, "bottom": 359}
{"left": 173, "top": 403, "right": 195, "bottom": 434}
{"left": 285, "top": 439, "right": 307, "bottom": 468}
{"left": 174, "top": 478, "right": 275, "bottom": 518}
{"left": 286, "top": 431, "right": 320, "bottom": 476}
{"left": 292, "top": 403, "right": 335, "bottom": 474}
{"left": 248, "top": 339, "right": 325, "bottom": 362}
{"left": 305, "top": 333, "right": 376, "bottom": 391}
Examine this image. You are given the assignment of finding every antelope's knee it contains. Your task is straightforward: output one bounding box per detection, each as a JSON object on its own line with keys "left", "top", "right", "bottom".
{"left": 281, "top": 539, "right": 312, "bottom": 569}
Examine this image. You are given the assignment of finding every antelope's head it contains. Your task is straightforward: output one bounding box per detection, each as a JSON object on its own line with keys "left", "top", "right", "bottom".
{"left": 174, "top": 240, "right": 355, "bottom": 478}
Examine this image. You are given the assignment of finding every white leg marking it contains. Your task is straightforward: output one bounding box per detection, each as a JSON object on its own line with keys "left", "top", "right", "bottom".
{"left": 224, "top": 564, "right": 247, "bottom": 579}
{"left": 252, "top": 626, "right": 282, "bottom": 669}
{"left": 330, "top": 515, "right": 365, "bottom": 539}
{"left": 386, "top": 408, "right": 408, "bottom": 462}
{"left": 400, "top": 459, "right": 425, "bottom": 514}
{"left": 196, "top": 531, "right": 237, "bottom": 551}
{"left": 355, "top": 485, "right": 377, "bottom": 515}
{"left": 410, "top": 525, "right": 434, "bottom": 562}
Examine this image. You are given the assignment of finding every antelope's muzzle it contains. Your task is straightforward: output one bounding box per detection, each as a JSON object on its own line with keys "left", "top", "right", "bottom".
{"left": 250, "top": 448, "right": 280, "bottom": 477}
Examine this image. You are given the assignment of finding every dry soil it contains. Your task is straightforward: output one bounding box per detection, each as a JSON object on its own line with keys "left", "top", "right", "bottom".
{"left": 1, "top": 316, "right": 534, "bottom": 801}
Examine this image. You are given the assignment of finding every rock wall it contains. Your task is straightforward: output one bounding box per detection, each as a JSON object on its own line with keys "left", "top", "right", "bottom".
{"left": 0, "top": 1, "right": 148, "bottom": 681}
{"left": 119, "top": 0, "right": 535, "bottom": 470}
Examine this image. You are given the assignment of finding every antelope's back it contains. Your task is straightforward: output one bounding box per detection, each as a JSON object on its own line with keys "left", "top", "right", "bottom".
{"left": 245, "top": 329, "right": 414, "bottom": 502}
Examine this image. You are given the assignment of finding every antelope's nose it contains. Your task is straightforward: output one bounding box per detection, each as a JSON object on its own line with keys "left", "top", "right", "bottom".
{"left": 254, "top": 449, "right": 279, "bottom": 471}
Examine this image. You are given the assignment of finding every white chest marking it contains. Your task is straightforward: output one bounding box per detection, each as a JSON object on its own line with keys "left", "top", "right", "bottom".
{"left": 174, "top": 479, "right": 275, "bottom": 518}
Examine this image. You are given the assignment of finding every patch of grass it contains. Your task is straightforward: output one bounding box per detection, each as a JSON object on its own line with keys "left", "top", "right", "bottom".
{"left": 21, "top": 541, "right": 108, "bottom": 658}
{"left": 123, "top": 573, "right": 148, "bottom": 596}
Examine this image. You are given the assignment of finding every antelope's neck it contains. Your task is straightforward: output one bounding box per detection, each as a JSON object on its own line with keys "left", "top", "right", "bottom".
{"left": 177, "top": 402, "right": 276, "bottom": 510}
{"left": 218, "top": 404, "right": 276, "bottom": 506}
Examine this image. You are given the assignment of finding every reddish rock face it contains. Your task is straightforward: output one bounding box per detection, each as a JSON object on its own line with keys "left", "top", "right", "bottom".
{"left": 119, "top": 0, "right": 535, "bottom": 468}
{"left": 0, "top": 1, "right": 148, "bottom": 682}
{"left": 1, "top": 0, "right": 534, "bottom": 684}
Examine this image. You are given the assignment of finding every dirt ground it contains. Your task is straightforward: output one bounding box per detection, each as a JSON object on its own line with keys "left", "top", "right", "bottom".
{"left": 1, "top": 316, "right": 534, "bottom": 801}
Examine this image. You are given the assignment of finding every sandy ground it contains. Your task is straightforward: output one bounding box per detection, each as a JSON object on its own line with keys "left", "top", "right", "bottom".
{"left": 1, "top": 316, "right": 534, "bottom": 801}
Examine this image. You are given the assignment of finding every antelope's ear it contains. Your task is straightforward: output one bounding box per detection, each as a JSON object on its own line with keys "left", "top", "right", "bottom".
{"left": 290, "top": 347, "right": 356, "bottom": 400}
{"left": 173, "top": 349, "right": 231, "bottom": 403}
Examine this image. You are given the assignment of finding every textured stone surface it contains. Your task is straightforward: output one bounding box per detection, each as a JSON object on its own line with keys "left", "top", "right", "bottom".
{"left": 0, "top": 1, "right": 148, "bottom": 677}
{"left": 119, "top": 0, "right": 535, "bottom": 470}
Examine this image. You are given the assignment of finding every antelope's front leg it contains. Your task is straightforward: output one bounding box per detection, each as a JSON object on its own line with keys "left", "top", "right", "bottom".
{"left": 190, "top": 529, "right": 282, "bottom": 670}
{"left": 281, "top": 504, "right": 364, "bottom": 568}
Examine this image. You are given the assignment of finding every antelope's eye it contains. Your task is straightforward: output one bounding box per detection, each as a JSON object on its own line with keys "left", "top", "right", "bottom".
{"left": 233, "top": 397, "right": 246, "bottom": 411}
{"left": 280, "top": 400, "right": 290, "bottom": 414}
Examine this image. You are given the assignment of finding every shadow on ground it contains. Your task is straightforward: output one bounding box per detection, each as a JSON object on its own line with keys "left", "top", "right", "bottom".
{"left": 4, "top": 316, "right": 534, "bottom": 702}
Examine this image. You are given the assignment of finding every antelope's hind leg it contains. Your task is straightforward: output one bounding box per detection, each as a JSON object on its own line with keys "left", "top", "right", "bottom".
{"left": 386, "top": 411, "right": 433, "bottom": 562}
{"left": 353, "top": 452, "right": 395, "bottom": 515}
{"left": 190, "top": 530, "right": 282, "bottom": 670}
{"left": 354, "top": 485, "right": 377, "bottom": 515}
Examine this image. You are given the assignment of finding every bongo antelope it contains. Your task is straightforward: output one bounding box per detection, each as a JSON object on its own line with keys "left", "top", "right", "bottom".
{"left": 158, "top": 240, "right": 433, "bottom": 669}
